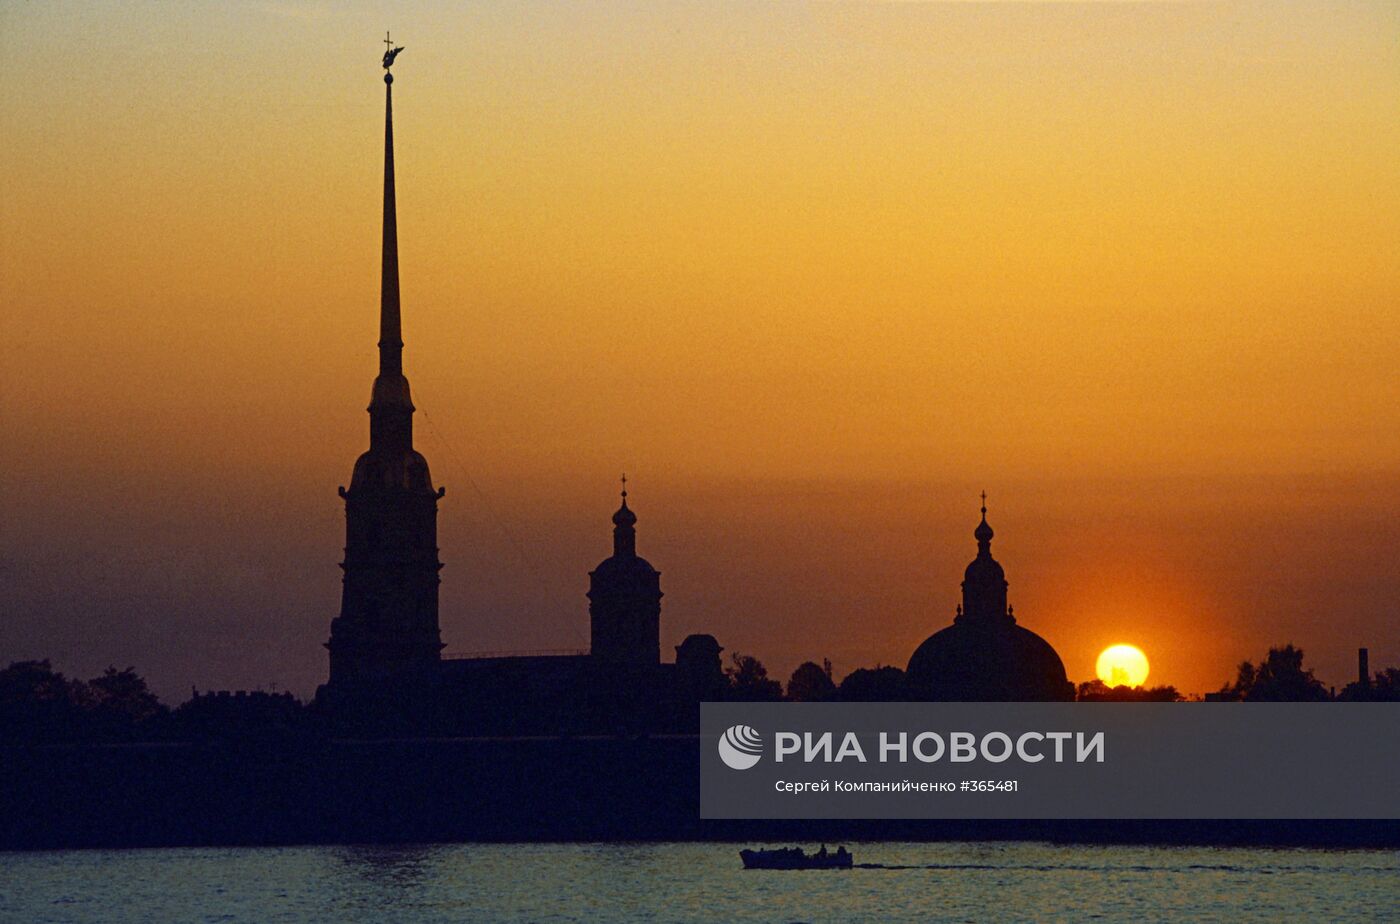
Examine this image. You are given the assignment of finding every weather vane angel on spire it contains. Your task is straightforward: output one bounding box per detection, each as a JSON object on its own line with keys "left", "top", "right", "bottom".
{"left": 383, "top": 32, "right": 404, "bottom": 70}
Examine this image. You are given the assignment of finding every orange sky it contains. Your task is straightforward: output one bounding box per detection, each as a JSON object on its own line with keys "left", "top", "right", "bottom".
{"left": 2, "top": 2, "right": 1398, "bottom": 699}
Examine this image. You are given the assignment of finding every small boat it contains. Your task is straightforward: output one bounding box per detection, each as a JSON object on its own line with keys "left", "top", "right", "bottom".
{"left": 740, "top": 845, "right": 853, "bottom": 870}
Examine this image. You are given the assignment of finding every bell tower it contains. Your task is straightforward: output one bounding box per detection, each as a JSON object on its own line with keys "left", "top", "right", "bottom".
{"left": 324, "top": 41, "right": 445, "bottom": 691}
{"left": 588, "top": 477, "right": 663, "bottom": 665}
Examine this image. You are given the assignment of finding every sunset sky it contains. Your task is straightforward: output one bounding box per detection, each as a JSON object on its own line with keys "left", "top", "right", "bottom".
{"left": 2, "top": 1, "right": 1398, "bottom": 700}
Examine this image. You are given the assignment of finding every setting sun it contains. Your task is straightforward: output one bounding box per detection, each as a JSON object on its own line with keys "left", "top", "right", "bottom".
{"left": 1096, "top": 645, "right": 1150, "bottom": 688}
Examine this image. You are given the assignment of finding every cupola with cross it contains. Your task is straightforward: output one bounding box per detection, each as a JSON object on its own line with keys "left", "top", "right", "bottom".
{"left": 588, "top": 475, "right": 663, "bottom": 665}
{"left": 905, "top": 494, "right": 1074, "bottom": 701}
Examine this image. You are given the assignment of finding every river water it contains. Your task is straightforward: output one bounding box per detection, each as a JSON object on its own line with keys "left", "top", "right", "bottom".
{"left": 2, "top": 841, "right": 1396, "bottom": 922}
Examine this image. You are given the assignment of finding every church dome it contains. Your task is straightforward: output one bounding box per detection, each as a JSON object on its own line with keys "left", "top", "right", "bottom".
{"left": 905, "top": 496, "right": 1074, "bottom": 702}
{"left": 963, "top": 501, "right": 1004, "bottom": 588}
{"left": 974, "top": 515, "right": 994, "bottom": 544}
{"left": 591, "top": 552, "right": 658, "bottom": 582}
{"left": 963, "top": 554, "right": 1005, "bottom": 586}
{"left": 612, "top": 500, "right": 637, "bottom": 528}
{"left": 906, "top": 621, "right": 1073, "bottom": 701}
{"left": 590, "top": 484, "right": 660, "bottom": 587}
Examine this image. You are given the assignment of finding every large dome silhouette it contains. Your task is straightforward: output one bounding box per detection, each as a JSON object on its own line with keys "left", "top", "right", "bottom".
{"left": 907, "top": 620, "right": 1073, "bottom": 701}
{"left": 905, "top": 500, "right": 1074, "bottom": 702}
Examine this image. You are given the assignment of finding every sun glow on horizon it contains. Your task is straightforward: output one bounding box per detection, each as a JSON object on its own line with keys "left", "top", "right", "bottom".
{"left": 1096, "top": 644, "right": 1150, "bottom": 689}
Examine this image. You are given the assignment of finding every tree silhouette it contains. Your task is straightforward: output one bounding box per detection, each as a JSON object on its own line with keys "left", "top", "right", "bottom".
{"left": 0, "top": 660, "right": 166, "bottom": 741}
{"left": 1376, "top": 668, "right": 1400, "bottom": 700}
{"left": 0, "top": 660, "right": 86, "bottom": 741}
{"left": 0, "top": 659, "right": 78, "bottom": 705}
{"left": 1076, "top": 678, "right": 1182, "bottom": 702}
{"left": 786, "top": 660, "right": 836, "bottom": 702}
{"left": 725, "top": 653, "right": 783, "bottom": 701}
{"left": 1338, "top": 666, "right": 1400, "bottom": 702}
{"left": 87, "top": 667, "right": 165, "bottom": 723}
{"left": 1218, "top": 644, "right": 1329, "bottom": 702}
{"left": 837, "top": 665, "right": 907, "bottom": 701}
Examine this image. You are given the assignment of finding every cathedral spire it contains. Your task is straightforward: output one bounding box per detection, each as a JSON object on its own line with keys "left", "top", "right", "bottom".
{"left": 366, "top": 38, "right": 415, "bottom": 454}
{"left": 379, "top": 36, "right": 404, "bottom": 378}
{"left": 323, "top": 38, "right": 443, "bottom": 698}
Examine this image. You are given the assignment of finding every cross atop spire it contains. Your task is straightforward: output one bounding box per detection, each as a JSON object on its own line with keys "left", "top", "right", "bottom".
{"left": 620, "top": 472, "right": 629, "bottom": 502}
{"left": 980, "top": 490, "right": 987, "bottom": 517}
{"left": 382, "top": 32, "right": 404, "bottom": 72}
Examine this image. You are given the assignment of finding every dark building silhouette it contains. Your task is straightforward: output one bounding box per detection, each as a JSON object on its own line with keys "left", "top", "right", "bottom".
{"left": 906, "top": 498, "right": 1074, "bottom": 701}
{"left": 432, "top": 490, "right": 721, "bottom": 733}
{"left": 322, "top": 61, "right": 446, "bottom": 697}
{"left": 315, "top": 57, "right": 1083, "bottom": 728}
{"left": 312, "top": 57, "right": 727, "bottom": 730}
{"left": 674, "top": 634, "right": 725, "bottom": 697}
{"left": 588, "top": 482, "right": 663, "bottom": 665}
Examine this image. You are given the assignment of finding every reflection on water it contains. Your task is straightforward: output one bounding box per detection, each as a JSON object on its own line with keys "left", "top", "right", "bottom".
{"left": 2, "top": 842, "right": 1397, "bottom": 923}
{"left": 333, "top": 843, "right": 445, "bottom": 887}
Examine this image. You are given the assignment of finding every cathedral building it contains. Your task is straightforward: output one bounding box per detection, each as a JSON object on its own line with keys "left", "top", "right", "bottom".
{"left": 588, "top": 484, "right": 663, "bottom": 666}
{"left": 905, "top": 499, "right": 1074, "bottom": 701}
{"left": 318, "top": 51, "right": 1075, "bottom": 723}
{"left": 322, "top": 57, "right": 445, "bottom": 695}
{"left": 316, "top": 53, "right": 719, "bottom": 728}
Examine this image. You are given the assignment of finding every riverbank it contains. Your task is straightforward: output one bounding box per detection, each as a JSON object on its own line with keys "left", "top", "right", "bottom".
{"left": 3, "top": 738, "right": 1395, "bottom": 850}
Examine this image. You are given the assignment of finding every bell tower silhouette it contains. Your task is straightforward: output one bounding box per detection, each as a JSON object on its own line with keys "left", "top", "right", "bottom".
{"left": 588, "top": 477, "right": 662, "bottom": 665}
{"left": 324, "top": 42, "right": 445, "bottom": 689}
